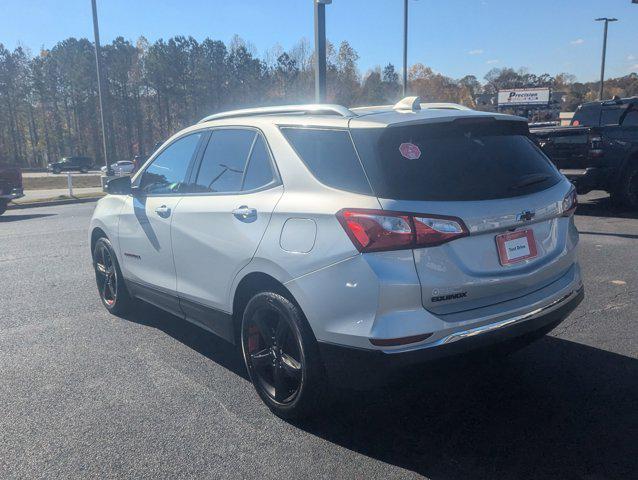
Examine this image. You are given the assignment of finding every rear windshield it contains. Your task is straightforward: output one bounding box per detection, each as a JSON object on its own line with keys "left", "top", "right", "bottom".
{"left": 571, "top": 106, "right": 600, "bottom": 127}
{"left": 350, "top": 119, "right": 562, "bottom": 201}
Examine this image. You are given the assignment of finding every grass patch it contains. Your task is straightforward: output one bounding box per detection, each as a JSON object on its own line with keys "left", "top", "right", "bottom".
{"left": 23, "top": 175, "right": 102, "bottom": 190}
{"left": 12, "top": 191, "right": 105, "bottom": 205}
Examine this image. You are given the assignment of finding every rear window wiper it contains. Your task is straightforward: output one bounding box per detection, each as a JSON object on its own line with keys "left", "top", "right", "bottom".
{"left": 510, "top": 173, "right": 551, "bottom": 190}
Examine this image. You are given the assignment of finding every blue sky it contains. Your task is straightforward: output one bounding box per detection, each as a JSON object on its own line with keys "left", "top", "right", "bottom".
{"left": 1, "top": 0, "right": 637, "bottom": 82}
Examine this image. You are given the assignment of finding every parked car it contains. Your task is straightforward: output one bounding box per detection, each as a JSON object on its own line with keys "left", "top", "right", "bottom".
{"left": 48, "top": 156, "right": 93, "bottom": 174}
{"left": 0, "top": 162, "right": 24, "bottom": 215}
{"left": 90, "top": 98, "right": 584, "bottom": 418}
{"left": 101, "top": 161, "right": 135, "bottom": 176}
{"left": 531, "top": 97, "right": 638, "bottom": 207}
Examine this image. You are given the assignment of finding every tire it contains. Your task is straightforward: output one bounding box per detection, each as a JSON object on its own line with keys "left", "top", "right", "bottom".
{"left": 92, "top": 237, "right": 134, "bottom": 315}
{"left": 0, "top": 199, "right": 7, "bottom": 216}
{"left": 609, "top": 189, "right": 624, "bottom": 208}
{"left": 241, "top": 291, "right": 327, "bottom": 419}
{"left": 52, "top": 168, "right": 60, "bottom": 174}
{"left": 618, "top": 163, "right": 638, "bottom": 209}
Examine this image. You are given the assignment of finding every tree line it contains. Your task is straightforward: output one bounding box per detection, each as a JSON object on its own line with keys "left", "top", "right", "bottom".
{"left": 1, "top": 35, "right": 637, "bottom": 168}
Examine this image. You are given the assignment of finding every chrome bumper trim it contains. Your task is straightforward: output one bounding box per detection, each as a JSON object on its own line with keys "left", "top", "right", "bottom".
{"left": 438, "top": 286, "right": 583, "bottom": 346}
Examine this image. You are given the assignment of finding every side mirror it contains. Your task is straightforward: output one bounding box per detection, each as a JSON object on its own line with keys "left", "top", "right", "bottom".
{"left": 105, "top": 175, "right": 132, "bottom": 195}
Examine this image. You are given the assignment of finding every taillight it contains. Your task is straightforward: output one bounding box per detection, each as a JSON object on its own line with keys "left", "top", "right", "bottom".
{"left": 336, "top": 209, "right": 468, "bottom": 253}
{"left": 562, "top": 187, "right": 578, "bottom": 216}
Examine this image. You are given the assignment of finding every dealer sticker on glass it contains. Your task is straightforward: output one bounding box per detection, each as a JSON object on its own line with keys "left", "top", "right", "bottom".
{"left": 399, "top": 142, "right": 421, "bottom": 160}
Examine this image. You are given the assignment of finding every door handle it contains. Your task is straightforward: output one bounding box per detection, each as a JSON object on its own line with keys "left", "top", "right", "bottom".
{"left": 155, "top": 205, "right": 171, "bottom": 218}
{"left": 232, "top": 206, "right": 257, "bottom": 220}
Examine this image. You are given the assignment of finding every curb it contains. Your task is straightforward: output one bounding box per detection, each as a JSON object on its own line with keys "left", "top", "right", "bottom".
{"left": 8, "top": 196, "right": 103, "bottom": 210}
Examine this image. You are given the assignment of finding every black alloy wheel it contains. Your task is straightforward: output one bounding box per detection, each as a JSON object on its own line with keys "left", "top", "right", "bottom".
{"left": 245, "top": 301, "right": 303, "bottom": 403}
{"left": 93, "top": 237, "right": 133, "bottom": 315}
{"left": 95, "top": 242, "right": 117, "bottom": 307}
{"left": 241, "top": 291, "right": 326, "bottom": 418}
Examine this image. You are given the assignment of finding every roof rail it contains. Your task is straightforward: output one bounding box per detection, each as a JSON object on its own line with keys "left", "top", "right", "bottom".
{"left": 198, "top": 104, "right": 355, "bottom": 123}
{"left": 420, "top": 102, "right": 471, "bottom": 111}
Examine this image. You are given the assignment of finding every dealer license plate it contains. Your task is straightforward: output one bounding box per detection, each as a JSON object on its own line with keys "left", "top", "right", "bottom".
{"left": 496, "top": 229, "right": 537, "bottom": 265}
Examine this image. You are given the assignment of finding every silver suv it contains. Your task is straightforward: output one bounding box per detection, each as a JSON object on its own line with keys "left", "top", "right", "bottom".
{"left": 90, "top": 97, "right": 584, "bottom": 418}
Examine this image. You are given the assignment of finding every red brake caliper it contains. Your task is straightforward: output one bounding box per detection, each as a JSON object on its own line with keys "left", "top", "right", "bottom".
{"left": 248, "top": 325, "right": 260, "bottom": 352}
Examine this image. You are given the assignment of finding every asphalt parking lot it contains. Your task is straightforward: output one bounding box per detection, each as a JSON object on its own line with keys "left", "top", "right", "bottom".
{"left": 1, "top": 191, "right": 636, "bottom": 480}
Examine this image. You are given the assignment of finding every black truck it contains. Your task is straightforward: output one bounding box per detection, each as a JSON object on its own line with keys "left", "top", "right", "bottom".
{"left": 47, "top": 156, "right": 93, "bottom": 174}
{"left": 531, "top": 97, "right": 638, "bottom": 208}
{"left": 0, "top": 162, "right": 24, "bottom": 215}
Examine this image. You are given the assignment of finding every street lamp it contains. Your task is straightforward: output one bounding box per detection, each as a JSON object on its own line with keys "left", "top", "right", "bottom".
{"left": 403, "top": 0, "right": 408, "bottom": 96}
{"left": 402, "top": 0, "right": 417, "bottom": 97}
{"left": 91, "top": 0, "right": 111, "bottom": 175}
{"left": 314, "top": 0, "right": 332, "bottom": 103}
{"left": 595, "top": 17, "right": 618, "bottom": 101}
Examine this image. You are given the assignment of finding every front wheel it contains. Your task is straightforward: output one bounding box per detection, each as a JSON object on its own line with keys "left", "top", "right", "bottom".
{"left": 93, "top": 237, "right": 134, "bottom": 315}
{"left": 241, "top": 291, "right": 327, "bottom": 419}
{"left": 619, "top": 163, "right": 638, "bottom": 210}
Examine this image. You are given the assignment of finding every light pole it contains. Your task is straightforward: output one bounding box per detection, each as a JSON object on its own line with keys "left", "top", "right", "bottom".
{"left": 91, "top": 0, "right": 111, "bottom": 174}
{"left": 595, "top": 17, "right": 617, "bottom": 101}
{"left": 403, "top": 0, "right": 408, "bottom": 96}
{"left": 314, "top": 0, "right": 331, "bottom": 103}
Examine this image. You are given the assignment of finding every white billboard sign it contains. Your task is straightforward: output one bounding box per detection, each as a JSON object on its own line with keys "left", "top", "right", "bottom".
{"left": 497, "top": 88, "right": 551, "bottom": 106}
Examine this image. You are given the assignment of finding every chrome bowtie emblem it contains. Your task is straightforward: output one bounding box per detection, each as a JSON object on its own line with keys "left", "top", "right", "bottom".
{"left": 517, "top": 210, "right": 536, "bottom": 222}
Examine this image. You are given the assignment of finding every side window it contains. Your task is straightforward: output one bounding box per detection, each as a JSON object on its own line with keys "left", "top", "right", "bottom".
{"left": 193, "top": 129, "right": 255, "bottom": 193}
{"left": 600, "top": 106, "right": 625, "bottom": 126}
{"left": 139, "top": 133, "right": 202, "bottom": 194}
{"left": 280, "top": 128, "right": 372, "bottom": 195}
{"left": 622, "top": 109, "right": 638, "bottom": 127}
{"left": 243, "top": 135, "right": 275, "bottom": 191}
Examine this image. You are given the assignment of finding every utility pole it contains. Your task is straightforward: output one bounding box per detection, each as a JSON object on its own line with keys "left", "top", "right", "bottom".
{"left": 314, "top": 0, "right": 331, "bottom": 103}
{"left": 403, "top": 0, "right": 408, "bottom": 96}
{"left": 595, "top": 17, "right": 617, "bottom": 100}
{"left": 91, "top": 0, "right": 111, "bottom": 174}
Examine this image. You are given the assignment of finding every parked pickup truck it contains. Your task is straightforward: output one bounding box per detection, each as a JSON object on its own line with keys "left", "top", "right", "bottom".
{"left": 0, "top": 162, "right": 24, "bottom": 215}
{"left": 531, "top": 97, "right": 638, "bottom": 208}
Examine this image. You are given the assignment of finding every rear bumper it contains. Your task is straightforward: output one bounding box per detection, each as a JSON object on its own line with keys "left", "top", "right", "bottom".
{"left": 319, "top": 286, "right": 584, "bottom": 388}
{"left": 0, "top": 187, "right": 24, "bottom": 200}
{"left": 560, "top": 168, "right": 607, "bottom": 193}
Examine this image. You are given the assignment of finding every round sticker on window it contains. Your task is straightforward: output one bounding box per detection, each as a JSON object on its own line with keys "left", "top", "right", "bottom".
{"left": 399, "top": 142, "right": 421, "bottom": 160}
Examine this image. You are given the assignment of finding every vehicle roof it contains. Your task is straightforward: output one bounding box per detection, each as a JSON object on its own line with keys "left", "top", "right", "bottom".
{"left": 579, "top": 96, "right": 638, "bottom": 108}
{"left": 196, "top": 106, "right": 525, "bottom": 130}
{"left": 351, "top": 102, "right": 472, "bottom": 114}
{"left": 348, "top": 107, "right": 524, "bottom": 128}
